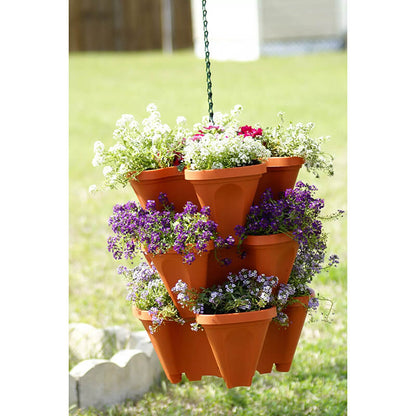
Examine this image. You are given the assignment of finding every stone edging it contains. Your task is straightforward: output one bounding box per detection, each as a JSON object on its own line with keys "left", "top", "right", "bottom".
{"left": 69, "top": 324, "right": 162, "bottom": 409}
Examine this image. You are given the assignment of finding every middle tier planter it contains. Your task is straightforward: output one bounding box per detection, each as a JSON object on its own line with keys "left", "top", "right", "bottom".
{"left": 128, "top": 166, "right": 200, "bottom": 211}
{"left": 143, "top": 242, "right": 214, "bottom": 318}
{"left": 196, "top": 307, "right": 276, "bottom": 388}
{"left": 241, "top": 233, "right": 299, "bottom": 285}
{"left": 184, "top": 163, "right": 267, "bottom": 238}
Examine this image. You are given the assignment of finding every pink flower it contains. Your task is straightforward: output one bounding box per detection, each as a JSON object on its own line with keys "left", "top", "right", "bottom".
{"left": 238, "top": 125, "right": 263, "bottom": 138}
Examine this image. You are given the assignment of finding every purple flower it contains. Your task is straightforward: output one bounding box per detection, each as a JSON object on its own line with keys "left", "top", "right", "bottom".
{"left": 107, "top": 198, "right": 233, "bottom": 264}
{"left": 308, "top": 297, "right": 319, "bottom": 310}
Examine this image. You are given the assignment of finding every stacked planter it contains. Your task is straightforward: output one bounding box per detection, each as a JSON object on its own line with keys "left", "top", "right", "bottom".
{"left": 130, "top": 157, "right": 310, "bottom": 388}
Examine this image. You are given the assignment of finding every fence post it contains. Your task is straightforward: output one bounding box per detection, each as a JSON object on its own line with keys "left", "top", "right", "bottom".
{"left": 161, "top": 0, "right": 173, "bottom": 53}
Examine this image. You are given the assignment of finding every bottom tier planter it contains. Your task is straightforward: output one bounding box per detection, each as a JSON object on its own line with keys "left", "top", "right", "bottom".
{"left": 196, "top": 307, "right": 276, "bottom": 388}
{"left": 132, "top": 307, "right": 221, "bottom": 383}
{"left": 257, "top": 295, "right": 309, "bottom": 374}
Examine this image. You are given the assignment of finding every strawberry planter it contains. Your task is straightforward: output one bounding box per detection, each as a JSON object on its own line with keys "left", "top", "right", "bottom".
{"left": 196, "top": 307, "right": 276, "bottom": 388}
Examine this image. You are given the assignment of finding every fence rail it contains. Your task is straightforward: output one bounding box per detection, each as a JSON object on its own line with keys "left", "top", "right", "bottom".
{"left": 69, "top": 0, "right": 193, "bottom": 51}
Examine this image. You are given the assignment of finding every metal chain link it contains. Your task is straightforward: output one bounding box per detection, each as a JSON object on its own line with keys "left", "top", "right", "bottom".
{"left": 202, "top": 0, "right": 214, "bottom": 123}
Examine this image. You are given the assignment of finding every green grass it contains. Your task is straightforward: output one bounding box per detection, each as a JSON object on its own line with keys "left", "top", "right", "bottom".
{"left": 69, "top": 50, "right": 347, "bottom": 415}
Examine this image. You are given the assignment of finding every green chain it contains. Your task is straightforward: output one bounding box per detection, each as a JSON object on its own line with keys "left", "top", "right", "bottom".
{"left": 202, "top": 0, "right": 214, "bottom": 123}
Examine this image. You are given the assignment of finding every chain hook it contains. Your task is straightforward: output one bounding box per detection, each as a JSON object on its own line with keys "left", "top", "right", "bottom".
{"left": 202, "top": 0, "right": 214, "bottom": 124}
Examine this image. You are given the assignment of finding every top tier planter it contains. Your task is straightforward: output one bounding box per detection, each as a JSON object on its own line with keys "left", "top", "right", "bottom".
{"left": 184, "top": 163, "right": 267, "bottom": 238}
{"left": 253, "top": 156, "right": 305, "bottom": 204}
{"left": 129, "top": 167, "right": 200, "bottom": 211}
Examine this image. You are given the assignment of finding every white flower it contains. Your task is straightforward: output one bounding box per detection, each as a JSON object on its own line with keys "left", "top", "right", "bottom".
{"left": 212, "top": 162, "right": 224, "bottom": 169}
{"left": 176, "top": 116, "right": 186, "bottom": 126}
{"left": 146, "top": 103, "right": 158, "bottom": 113}
{"left": 94, "top": 140, "right": 105, "bottom": 153}
{"left": 231, "top": 104, "right": 243, "bottom": 116}
{"left": 88, "top": 184, "right": 97, "bottom": 194}
{"left": 116, "top": 114, "right": 134, "bottom": 128}
{"left": 103, "top": 166, "right": 113, "bottom": 176}
{"left": 128, "top": 120, "right": 140, "bottom": 130}
{"left": 109, "top": 143, "right": 126, "bottom": 153}
{"left": 92, "top": 153, "right": 103, "bottom": 167}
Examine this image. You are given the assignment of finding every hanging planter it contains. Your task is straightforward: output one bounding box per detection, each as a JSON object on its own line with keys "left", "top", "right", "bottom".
{"left": 185, "top": 163, "right": 267, "bottom": 238}
{"left": 253, "top": 156, "right": 304, "bottom": 203}
{"left": 128, "top": 166, "right": 199, "bottom": 211}
{"left": 241, "top": 233, "right": 299, "bottom": 285}
{"left": 95, "top": 0, "right": 345, "bottom": 390}
{"left": 196, "top": 307, "right": 276, "bottom": 388}
{"left": 132, "top": 308, "right": 221, "bottom": 383}
{"left": 257, "top": 295, "right": 309, "bottom": 373}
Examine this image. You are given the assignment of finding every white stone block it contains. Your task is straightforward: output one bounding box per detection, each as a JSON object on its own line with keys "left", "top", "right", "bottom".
{"left": 70, "top": 349, "right": 162, "bottom": 409}
{"left": 68, "top": 373, "right": 78, "bottom": 407}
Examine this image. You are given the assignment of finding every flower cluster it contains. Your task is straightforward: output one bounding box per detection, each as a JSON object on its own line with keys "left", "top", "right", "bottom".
{"left": 107, "top": 193, "right": 234, "bottom": 264}
{"left": 236, "top": 182, "right": 343, "bottom": 296}
{"left": 260, "top": 112, "right": 334, "bottom": 177}
{"left": 183, "top": 105, "right": 271, "bottom": 170}
{"left": 90, "top": 104, "right": 191, "bottom": 191}
{"left": 118, "top": 262, "right": 184, "bottom": 334}
{"left": 172, "top": 268, "right": 279, "bottom": 320}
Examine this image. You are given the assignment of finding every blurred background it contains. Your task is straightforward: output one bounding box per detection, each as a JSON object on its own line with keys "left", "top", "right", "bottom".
{"left": 69, "top": 0, "right": 346, "bottom": 58}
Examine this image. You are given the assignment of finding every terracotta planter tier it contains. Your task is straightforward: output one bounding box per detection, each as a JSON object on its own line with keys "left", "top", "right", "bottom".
{"left": 254, "top": 157, "right": 304, "bottom": 203}
{"left": 257, "top": 295, "right": 309, "bottom": 374}
{"left": 129, "top": 167, "right": 200, "bottom": 211}
{"left": 196, "top": 307, "right": 276, "bottom": 388}
{"left": 144, "top": 243, "right": 214, "bottom": 318}
{"left": 241, "top": 233, "right": 299, "bottom": 285}
{"left": 133, "top": 308, "right": 221, "bottom": 383}
{"left": 184, "top": 163, "right": 267, "bottom": 238}
{"left": 206, "top": 246, "right": 248, "bottom": 287}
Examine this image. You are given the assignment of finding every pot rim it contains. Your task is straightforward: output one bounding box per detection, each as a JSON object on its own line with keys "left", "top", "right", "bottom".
{"left": 266, "top": 156, "right": 305, "bottom": 168}
{"left": 242, "top": 233, "right": 296, "bottom": 246}
{"left": 128, "top": 166, "right": 183, "bottom": 182}
{"left": 184, "top": 162, "right": 267, "bottom": 181}
{"left": 132, "top": 306, "right": 196, "bottom": 323}
{"left": 196, "top": 306, "right": 276, "bottom": 325}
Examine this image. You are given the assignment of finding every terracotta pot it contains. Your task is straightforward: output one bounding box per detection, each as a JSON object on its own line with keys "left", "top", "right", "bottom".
{"left": 133, "top": 308, "right": 221, "bottom": 383}
{"left": 257, "top": 295, "right": 309, "bottom": 374}
{"left": 196, "top": 307, "right": 276, "bottom": 388}
{"left": 206, "top": 246, "right": 248, "bottom": 287}
{"left": 144, "top": 242, "right": 214, "bottom": 318}
{"left": 254, "top": 157, "right": 304, "bottom": 203}
{"left": 241, "top": 233, "right": 299, "bottom": 285}
{"left": 184, "top": 163, "right": 267, "bottom": 238}
{"left": 128, "top": 167, "right": 199, "bottom": 211}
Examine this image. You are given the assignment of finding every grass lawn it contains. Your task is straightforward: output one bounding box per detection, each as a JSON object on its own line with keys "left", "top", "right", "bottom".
{"left": 69, "top": 50, "right": 347, "bottom": 415}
